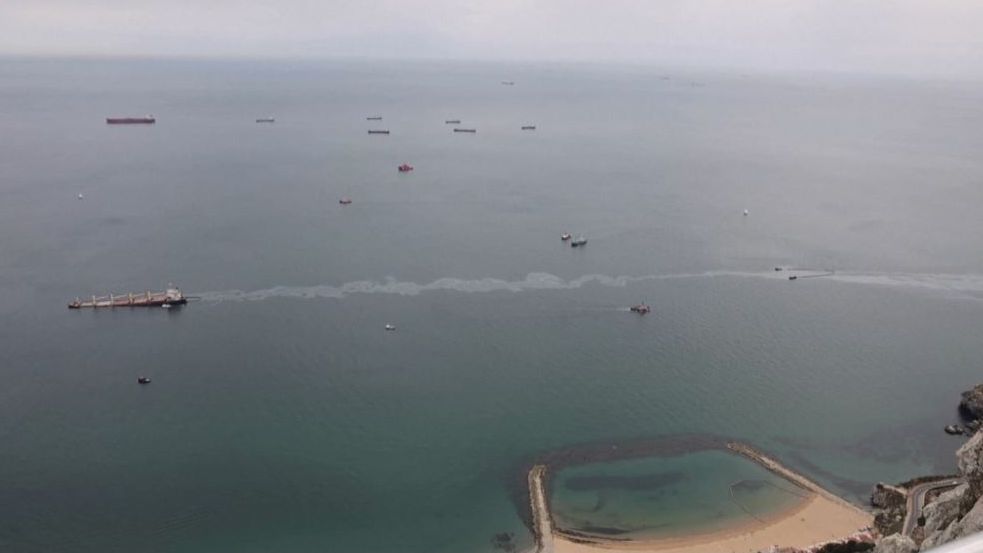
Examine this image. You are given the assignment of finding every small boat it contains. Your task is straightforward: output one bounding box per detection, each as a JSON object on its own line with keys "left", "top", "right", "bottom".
{"left": 630, "top": 304, "right": 651, "bottom": 315}
{"left": 366, "top": 116, "right": 383, "bottom": 121}
{"left": 560, "top": 233, "right": 572, "bottom": 241}
{"left": 368, "top": 130, "right": 390, "bottom": 135}
{"left": 774, "top": 267, "right": 783, "bottom": 271}
{"left": 945, "top": 424, "right": 965, "bottom": 435}
{"left": 521, "top": 126, "right": 536, "bottom": 130}
{"left": 255, "top": 117, "right": 275, "bottom": 123}
{"left": 339, "top": 198, "right": 353, "bottom": 205}
{"left": 453, "top": 128, "right": 477, "bottom": 133}
{"left": 398, "top": 164, "right": 414, "bottom": 172}
{"left": 788, "top": 275, "right": 798, "bottom": 281}
{"left": 445, "top": 120, "right": 461, "bottom": 124}
{"left": 138, "top": 377, "right": 152, "bottom": 384}
{"left": 501, "top": 81, "right": 515, "bottom": 86}
{"left": 385, "top": 324, "right": 396, "bottom": 331}
{"left": 571, "top": 237, "right": 588, "bottom": 247}
{"left": 77, "top": 193, "right": 84, "bottom": 200}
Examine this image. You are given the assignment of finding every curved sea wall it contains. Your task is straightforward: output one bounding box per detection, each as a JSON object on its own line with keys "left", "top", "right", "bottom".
{"left": 515, "top": 436, "right": 873, "bottom": 553}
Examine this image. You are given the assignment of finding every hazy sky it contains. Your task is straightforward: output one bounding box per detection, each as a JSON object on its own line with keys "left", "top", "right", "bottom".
{"left": 3, "top": 1, "right": 983, "bottom": 77}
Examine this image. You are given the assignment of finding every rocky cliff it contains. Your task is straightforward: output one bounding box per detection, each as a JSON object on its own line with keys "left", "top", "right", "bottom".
{"left": 872, "top": 431, "right": 983, "bottom": 552}
{"left": 959, "top": 384, "right": 983, "bottom": 421}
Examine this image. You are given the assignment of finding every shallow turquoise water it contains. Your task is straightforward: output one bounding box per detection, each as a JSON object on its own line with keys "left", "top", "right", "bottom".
{"left": 551, "top": 450, "right": 806, "bottom": 539}
{"left": 1, "top": 59, "right": 982, "bottom": 553}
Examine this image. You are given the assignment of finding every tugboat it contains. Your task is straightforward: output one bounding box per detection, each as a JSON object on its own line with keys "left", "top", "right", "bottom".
{"left": 398, "top": 164, "right": 414, "bottom": 172}
{"left": 630, "top": 303, "right": 651, "bottom": 315}
{"left": 570, "top": 236, "right": 588, "bottom": 247}
{"left": 138, "top": 377, "right": 152, "bottom": 384}
{"left": 560, "top": 233, "right": 572, "bottom": 241}
{"left": 339, "top": 197, "right": 353, "bottom": 205}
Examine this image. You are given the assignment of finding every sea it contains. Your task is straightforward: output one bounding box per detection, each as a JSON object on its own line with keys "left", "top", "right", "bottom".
{"left": 1, "top": 58, "right": 982, "bottom": 553}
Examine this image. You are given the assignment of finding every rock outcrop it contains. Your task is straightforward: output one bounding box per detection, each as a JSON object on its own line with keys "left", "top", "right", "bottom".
{"left": 873, "top": 427, "right": 983, "bottom": 551}
{"left": 871, "top": 483, "right": 907, "bottom": 536}
{"left": 871, "top": 483, "right": 906, "bottom": 509}
{"left": 918, "top": 483, "right": 968, "bottom": 542}
{"left": 871, "top": 534, "right": 917, "bottom": 553}
{"left": 956, "top": 431, "right": 983, "bottom": 514}
{"left": 960, "top": 384, "right": 983, "bottom": 421}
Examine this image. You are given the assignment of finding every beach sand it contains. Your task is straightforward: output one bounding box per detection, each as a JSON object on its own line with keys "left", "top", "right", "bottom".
{"left": 551, "top": 492, "right": 873, "bottom": 553}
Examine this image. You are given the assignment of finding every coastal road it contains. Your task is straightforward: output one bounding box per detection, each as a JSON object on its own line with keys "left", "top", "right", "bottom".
{"left": 902, "top": 478, "right": 964, "bottom": 537}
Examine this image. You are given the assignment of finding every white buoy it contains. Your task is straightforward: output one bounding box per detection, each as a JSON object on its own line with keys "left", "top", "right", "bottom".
{"left": 77, "top": 193, "right": 84, "bottom": 200}
{"left": 743, "top": 209, "right": 749, "bottom": 216}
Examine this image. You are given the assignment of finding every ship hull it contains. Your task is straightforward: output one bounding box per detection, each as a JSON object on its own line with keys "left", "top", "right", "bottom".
{"left": 106, "top": 118, "right": 155, "bottom": 124}
{"left": 68, "top": 289, "right": 187, "bottom": 309}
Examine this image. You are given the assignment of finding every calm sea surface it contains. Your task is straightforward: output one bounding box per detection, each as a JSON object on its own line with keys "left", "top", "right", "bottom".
{"left": 1, "top": 58, "right": 982, "bottom": 553}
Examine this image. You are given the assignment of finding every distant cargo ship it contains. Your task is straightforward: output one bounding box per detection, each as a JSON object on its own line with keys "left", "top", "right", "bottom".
{"left": 368, "top": 130, "right": 390, "bottom": 135}
{"left": 256, "top": 117, "right": 275, "bottom": 123}
{"left": 366, "top": 116, "right": 383, "bottom": 121}
{"left": 445, "top": 120, "right": 461, "bottom": 124}
{"left": 453, "top": 128, "right": 477, "bottom": 133}
{"left": 106, "top": 116, "right": 155, "bottom": 124}
{"left": 521, "top": 125, "right": 536, "bottom": 130}
{"left": 68, "top": 286, "right": 186, "bottom": 309}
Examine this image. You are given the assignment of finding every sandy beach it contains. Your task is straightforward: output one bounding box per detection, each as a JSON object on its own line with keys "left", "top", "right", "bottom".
{"left": 527, "top": 443, "right": 875, "bottom": 553}
{"left": 551, "top": 493, "right": 872, "bottom": 553}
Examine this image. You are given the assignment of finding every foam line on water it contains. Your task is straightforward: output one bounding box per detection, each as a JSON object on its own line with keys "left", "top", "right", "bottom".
{"left": 197, "top": 270, "right": 983, "bottom": 303}
{"left": 198, "top": 271, "right": 759, "bottom": 302}
{"left": 825, "top": 272, "right": 983, "bottom": 294}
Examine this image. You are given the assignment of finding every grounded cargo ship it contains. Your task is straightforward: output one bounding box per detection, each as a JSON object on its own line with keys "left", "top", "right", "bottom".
{"left": 106, "top": 116, "right": 155, "bottom": 124}
{"left": 68, "top": 286, "right": 186, "bottom": 309}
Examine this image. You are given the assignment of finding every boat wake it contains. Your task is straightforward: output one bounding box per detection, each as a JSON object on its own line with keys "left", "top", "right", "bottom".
{"left": 197, "top": 270, "right": 983, "bottom": 304}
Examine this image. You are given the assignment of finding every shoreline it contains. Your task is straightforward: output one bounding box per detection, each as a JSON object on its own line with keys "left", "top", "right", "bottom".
{"left": 527, "top": 441, "right": 874, "bottom": 553}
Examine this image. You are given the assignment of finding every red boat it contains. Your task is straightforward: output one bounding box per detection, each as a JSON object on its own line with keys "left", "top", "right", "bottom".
{"left": 106, "top": 116, "right": 155, "bottom": 124}
{"left": 630, "top": 303, "right": 651, "bottom": 315}
{"left": 398, "top": 164, "right": 414, "bottom": 172}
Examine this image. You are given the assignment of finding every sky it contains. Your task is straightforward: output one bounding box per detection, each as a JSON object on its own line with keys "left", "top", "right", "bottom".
{"left": 2, "top": 0, "right": 983, "bottom": 77}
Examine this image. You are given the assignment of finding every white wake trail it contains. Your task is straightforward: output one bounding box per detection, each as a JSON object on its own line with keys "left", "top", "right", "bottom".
{"left": 196, "top": 270, "right": 983, "bottom": 303}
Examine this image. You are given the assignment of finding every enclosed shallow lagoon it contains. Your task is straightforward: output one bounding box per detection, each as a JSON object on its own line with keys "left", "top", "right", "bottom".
{"left": 551, "top": 451, "right": 808, "bottom": 540}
